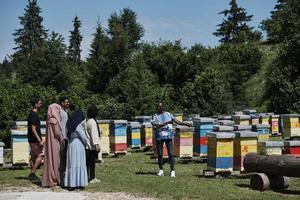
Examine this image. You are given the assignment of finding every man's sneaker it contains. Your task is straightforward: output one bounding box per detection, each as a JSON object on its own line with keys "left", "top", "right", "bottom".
{"left": 28, "top": 173, "right": 40, "bottom": 182}
{"left": 170, "top": 170, "right": 176, "bottom": 178}
{"left": 90, "top": 178, "right": 101, "bottom": 183}
{"left": 157, "top": 169, "right": 164, "bottom": 177}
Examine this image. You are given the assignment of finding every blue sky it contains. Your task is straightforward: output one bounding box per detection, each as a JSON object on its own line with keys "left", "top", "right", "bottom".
{"left": 0, "top": 0, "right": 277, "bottom": 61}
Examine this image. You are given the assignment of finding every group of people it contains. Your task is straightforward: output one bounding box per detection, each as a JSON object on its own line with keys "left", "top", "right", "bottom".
{"left": 27, "top": 95, "right": 190, "bottom": 189}
{"left": 27, "top": 96, "right": 101, "bottom": 190}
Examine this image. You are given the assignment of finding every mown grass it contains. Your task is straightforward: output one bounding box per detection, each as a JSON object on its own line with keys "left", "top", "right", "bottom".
{"left": 1, "top": 151, "right": 300, "bottom": 200}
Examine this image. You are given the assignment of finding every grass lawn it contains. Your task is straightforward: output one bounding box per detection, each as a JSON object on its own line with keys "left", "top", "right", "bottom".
{"left": 1, "top": 151, "right": 300, "bottom": 200}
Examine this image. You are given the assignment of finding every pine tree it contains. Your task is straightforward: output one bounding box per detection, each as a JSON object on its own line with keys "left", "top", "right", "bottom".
{"left": 68, "top": 16, "right": 82, "bottom": 65}
{"left": 87, "top": 22, "right": 110, "bottom": 92}
{"left": 0, "top": 57, "right": 13, "bottom": 79}
{"left": 13, "top": 0, "right": 47, "bottom": 58}
{"left": 261, "top": 0, "right": 300, "bottom": 44}
{"left": 214, "top": 0, "right": 261, "bottom": 44}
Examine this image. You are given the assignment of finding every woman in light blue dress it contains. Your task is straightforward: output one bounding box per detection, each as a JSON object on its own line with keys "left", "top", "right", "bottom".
{"left": 64, "top": 108, "right": 88, "bottom": 190}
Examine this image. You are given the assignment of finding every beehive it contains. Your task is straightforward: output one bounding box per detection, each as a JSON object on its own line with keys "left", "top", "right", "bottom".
{"left": 97, "top": 120, "right": 110, "bottom": 155}
{"left": 270, "top": 115, "right": 280, "bottom": 135}
{"left": 259, "top": 114, "right": 270, "bottom": 125}
{"left": 193, "top": 118, "right": 214, "bottom": 157}
{"left": 127, "top": 123, "right": 142, "bottom": 149}
{"left": 252, "top": 124, "right": 270, "bottom": 141}
{"left": 243, "top": 109, "right": 257, "bottom": 115}
{"left": 135, "top": 116, "right": 152, "bottom": 125}
{"left": 184, "top": 114, "right": 200, "bottom": 121}
{"left": 174, "top": 126, "right": 194, "bottom": 158}
{"left": 174, "top": 113, "right": 183, "bottom": 122}
{"left": 217, "top": 120, "right": 234, "bottom": 126}
{"left": 110, "top": 120, "right": 128, "bottom": 153}
{"left": 283, "top": 141, "right": 300, "bottom": 155}
{"left": 0, "top": 141, "right": 4, "bottom": 165}
{"left": 207, "top": 132, "right": 235, "bottom": 172}
{"left": 258, "top": 141, "right": 283, "bottom": 155}
{"left": 233, "top": 131, "right": 258, "bottom": 171}
{"left": 141, "top": 124, "right": 153, "bottom": 147}
{"left": 282, "top": 114, "right": 300, "bottom": 138}
{"left": 213, "top": 125, "right": 234, "bottom": 132}
{"left": 232, "top": 115, "right": 250, "bottom": 125}
{"left": 233, "top": 125, "right": 252, "bottom": 131}
{"left": 250, "top": 115, "right": 260, "bottom": 125}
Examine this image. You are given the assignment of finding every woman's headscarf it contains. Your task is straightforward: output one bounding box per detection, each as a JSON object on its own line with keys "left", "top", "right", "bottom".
{"left": 66, "top": 108, "right": 85, "bottom": 135}
{"left": 47, "top": 103, "right": 62, "bottom": 131}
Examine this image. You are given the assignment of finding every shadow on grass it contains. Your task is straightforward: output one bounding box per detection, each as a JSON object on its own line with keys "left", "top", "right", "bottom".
{"left": 135, "top": 171, "right": 157, "bottom": 175}
{"left": 274, "top": 189, "right": 300, "bottom": 195}
{"left": 236, "top": 183, "right": 251, "bottom": 189}
{"left": 14, "top": 176, "right": 42, "bottom": 186}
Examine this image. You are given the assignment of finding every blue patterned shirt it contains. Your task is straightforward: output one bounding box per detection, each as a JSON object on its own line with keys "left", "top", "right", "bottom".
{"left": 152, "top": 112, "right": 175, "bottom": 141}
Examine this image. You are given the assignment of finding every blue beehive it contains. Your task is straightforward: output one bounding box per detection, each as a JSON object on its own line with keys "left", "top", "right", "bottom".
{"left": 193, "top": 118, "right": 214, "bottom": 157}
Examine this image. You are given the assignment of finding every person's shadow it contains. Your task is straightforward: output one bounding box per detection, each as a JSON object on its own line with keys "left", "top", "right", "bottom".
{"left": 135, "top": 171, "right": 157, "bottom": 175}
{"left": 14, "top": 176, "right": 42, "bottom": 186}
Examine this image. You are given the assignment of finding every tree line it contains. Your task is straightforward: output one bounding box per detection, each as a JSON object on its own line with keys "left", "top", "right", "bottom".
{"left": 0, "top": 0, "right": 299, "bottom": 146}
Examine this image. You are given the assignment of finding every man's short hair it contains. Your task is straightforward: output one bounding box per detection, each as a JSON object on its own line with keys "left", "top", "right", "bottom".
{"left": 59, "top": 96, "right": 69, "bottom": 104}
{"left": 30, "top": 96, "right": 41, "bottom": 107}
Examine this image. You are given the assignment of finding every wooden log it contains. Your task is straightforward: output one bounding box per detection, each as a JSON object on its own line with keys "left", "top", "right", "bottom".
{"left": 269, "top": 176, "right": 289, "bottom": 191}
{"left": 244, "top": 153, "right": 300, "bottom": 177}
{"left": 250, "top": 173, "right": 270, "bottom": 191}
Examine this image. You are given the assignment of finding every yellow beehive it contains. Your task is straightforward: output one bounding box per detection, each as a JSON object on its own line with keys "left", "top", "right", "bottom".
{"left": 260, "top": 115, "right": 270, "bottom": 125}
{"left": 233, "top": 131, "right": 258, "bottom": 171}
{"left": 207, "top": 132, "right": 235, "bottom": 172}
{"left": 97, "top": 120, "right": 110, "bottom": 157}
{"left": 11, "top": 130, "right": 30, "bottom": 165}
{"left": 250, "top": 115, "right": 260, "bottom": 125}
{"left": 97, "top": 120, "right": 110, "bottom": 137}
{"left": 270, "top": 115, "right": 279, "bottom": 135}
{"left": 282, "top": 114, "right": 300, "bottom": 138}
{"left": 174, "top": 113, "right": 183, "bottom": 122}
{"left": 141, "top": 124, "right": 153, "bottom": 147}
{"left": 232, "top": 115, "right": 250, "bottom": 125}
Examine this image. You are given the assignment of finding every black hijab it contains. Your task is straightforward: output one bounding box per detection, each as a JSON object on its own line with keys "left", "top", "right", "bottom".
{"left": 66, "top": 108, "right": 85, "bottom": 135}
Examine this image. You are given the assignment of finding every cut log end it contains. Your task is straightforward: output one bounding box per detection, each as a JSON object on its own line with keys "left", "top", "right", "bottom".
{"left": 250, "top": 173, "right": 270, "bottom": 191}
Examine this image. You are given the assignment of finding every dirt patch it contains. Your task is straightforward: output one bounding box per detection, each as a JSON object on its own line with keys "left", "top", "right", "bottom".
{"left": 0, "top": 186, "right": 156, "bottom": 200}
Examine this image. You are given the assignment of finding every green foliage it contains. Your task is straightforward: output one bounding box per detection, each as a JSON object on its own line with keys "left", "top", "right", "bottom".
{"left": 68, "top": 16, "right": 82, "bottom": 65}
{"left": 261, "top": 0, "right": 300, "bottom": 44}
{"left": 181, "top": 62, "right": 234, "bottom": 116}
{"left": 106, "top": 55, "right": 160, "bottom": 120}
{"left": 0, "top": 57, "right": 13, "bottom": 79}
{"left": 214, "top": 0, "right": 261, "bottom": 44}
{"left": 264, "top": 37, "right": 300, "bottom": 113}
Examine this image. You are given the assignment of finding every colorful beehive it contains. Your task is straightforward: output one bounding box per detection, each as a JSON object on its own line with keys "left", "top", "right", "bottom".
{"left": 213, "top": 125, "right": 234, "bottom": 132}
{"left": 283, "top": 141, "right": 300, "bottom": 155}
{"left": 141, "top": 124, "right": 153, "bottom": 147}
{"left": 135, "top": 116, "right": 152, "bottom": 125}
{"left": 233, "top": 125, "right": 252, "bottom": 131}
{"left": 218, "top": 120, "right": 234, "bottom": 126}
{"left": 127, "top": 123, "right": 142, "bottom": 149}
{"left": 232, "top": 115, "right": 250, "bottom": 125}
{"left": 259, "top": 114, "right": 270, "bottom": 125}
{"left": 243, "top": 109, "right": 257, "bottom": 115}
{"left": 97, "top": 120, "right": 110, "bottom": 156}
{"left": 174, "top": 113, "right": 183, "bottom": 122}
{"left": 193, "top": 118, "right": 214, "bottom": 157}
{"left": 252, "top": 124, "right": 270, "bottom": 141}
{"left": 110, "top": 120, "right": 128, "bottom": 154}
{"left": 233, "top": 131, "right": 258, "bottom": 171}
{"left": 250, "top": 115, "right": 260, "bottom": 125}
{"left": 270, "top": 115, "right": 280, "bottom": 135}
{"left": 258, "top": 141, "right": 284, "bottom": 155}
{"left": 282, "top": 114, "right": 300, "bottom": 138}
{"left": 174, "top": 126, "right": 194, "bottom": 158}
{"left": 0, "top": 141, "right": 4, "bottom": 166}
{"left": 207, "top": 132, "right": 235, "bottom": 172}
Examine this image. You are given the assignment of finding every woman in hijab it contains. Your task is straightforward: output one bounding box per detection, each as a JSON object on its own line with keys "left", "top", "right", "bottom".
{"left": 64, "top": 107, "right": 88, "bottom": 190}
{"left": 42, "top": 103, "right": 63, "bottom": 187}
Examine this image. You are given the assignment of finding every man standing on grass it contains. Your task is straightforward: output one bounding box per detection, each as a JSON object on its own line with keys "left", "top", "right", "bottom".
{"left": 59, "top": 96, "right": 70, "bottom": 185}
{"left": 27, "top": 97, "right": 44, "bottom": 182}
{"left": 152, "top": 101, "right": 191, "bottom": 178}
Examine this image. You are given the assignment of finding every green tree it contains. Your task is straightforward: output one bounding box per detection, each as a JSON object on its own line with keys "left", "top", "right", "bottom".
{"left": 261, "top": 0, "right": 300, "bottom": 44}
{"left": 214, "top": 0, "right": 261, "bottom": 44}
{"left": 0, "top": 57, "right": 13, "bottom": 79}
{"left": 87, "top": 22, "right": 111, "bottom": 93}
{"left": 108, "top": 8, "right": 144, "bottom": 76}
{"left": 13, "top": 0, "right": 47, "bottom": 58}
{"left": 68, "top": 16, "right": 82, "bottom": 65}
{"left": 106, "top": 55, "right": 159, "bottom": 119}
